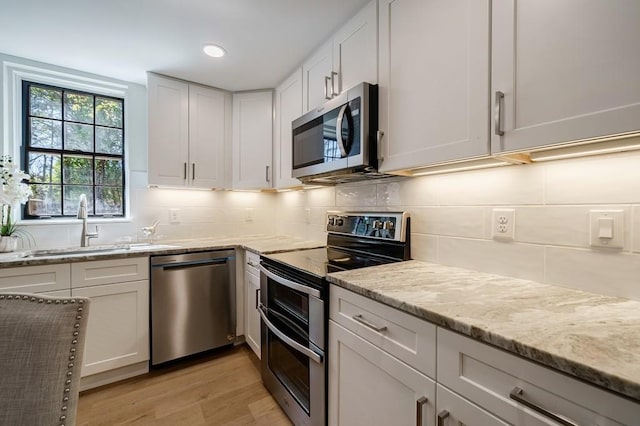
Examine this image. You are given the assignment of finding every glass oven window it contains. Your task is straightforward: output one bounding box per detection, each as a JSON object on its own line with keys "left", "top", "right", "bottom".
{"left": 267, "top": 278, "right": 309, "bottom": 333}
{"left": 268, "top": 329, "right": 311, "bottom": 414}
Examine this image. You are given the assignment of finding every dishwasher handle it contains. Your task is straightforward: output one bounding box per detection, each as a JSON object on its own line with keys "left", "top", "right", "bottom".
{"left": 154, "top": 257, "right": 229, "bottom": 270}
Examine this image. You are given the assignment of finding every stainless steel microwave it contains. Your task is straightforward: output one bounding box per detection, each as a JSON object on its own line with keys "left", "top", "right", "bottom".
{"left": 292, "top": 82, "right": 379, "bottom": 184}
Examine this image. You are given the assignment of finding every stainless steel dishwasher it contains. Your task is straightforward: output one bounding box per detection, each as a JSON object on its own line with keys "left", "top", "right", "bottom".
{"left": 150, "top": 250, "right": 236, "bottom": 365}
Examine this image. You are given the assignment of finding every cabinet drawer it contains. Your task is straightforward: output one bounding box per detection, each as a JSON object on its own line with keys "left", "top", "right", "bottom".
{"left": 330, "top": 284, "right": 436, "bottom": 378}
{"left": 0, "top": 263, "right": 70, "bottom": 294}
{"left": 71, "top": 257, "right": 149, "bottom": 288}
{"left": 436, "top": 385, "right": 508, "bottom": 426}
{"left": 437, "top": 328, "right": 638, "bottom": 426}
{"left": 245, "top": 251, "right": 260, "bottom": 276}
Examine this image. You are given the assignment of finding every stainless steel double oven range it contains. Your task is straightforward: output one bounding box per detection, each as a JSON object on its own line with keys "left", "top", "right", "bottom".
{"left": 257, "top": 211, "right": 411, "bottom": 426}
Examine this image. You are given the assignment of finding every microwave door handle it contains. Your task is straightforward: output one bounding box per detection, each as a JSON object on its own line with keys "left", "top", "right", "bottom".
{"left": 336, "top": 104, "right": 349, "bottom": 157}
{"left": 257, "top": 263, "right": 322, "bottom": 298}
{"left": 258, "top": 304, "right": 323, "bottom": 364}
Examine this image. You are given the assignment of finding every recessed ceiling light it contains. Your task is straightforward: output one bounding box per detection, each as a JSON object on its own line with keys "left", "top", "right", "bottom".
{"left": 203, "top": 44, "right": 226, "bottom": 58}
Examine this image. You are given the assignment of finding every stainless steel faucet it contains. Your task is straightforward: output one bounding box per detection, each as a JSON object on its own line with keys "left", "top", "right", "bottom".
{"left": 77, "top": 194, "right": 99, "bottom": 247}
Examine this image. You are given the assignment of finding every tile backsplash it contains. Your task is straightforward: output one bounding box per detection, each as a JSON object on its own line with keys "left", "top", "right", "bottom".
{"left": 276, "top": 148, "right": 640, "bottom": 301}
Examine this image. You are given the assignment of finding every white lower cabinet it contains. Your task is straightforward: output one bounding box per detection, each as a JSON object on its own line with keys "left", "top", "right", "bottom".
{"left": 329, "top": 285, "right": 640, "bottom": 426}
{"left": 436, "top": 384, "right": 508, "bottom": 426}
{"left": 70, "top": 257, "right": 150, "bottom": 389}
{"left": 329, "top": 284, "right": 437, "bottom": 426}
{"left": 328, "top": 320, "right": 436, "bottom": 426}
{"left": 244, "top": 251, "right": 261, "bottom": 358}
{"left": 437, "top": 328, "right": 638, "bottom": 426}
{"left": 0, "top": 263, "right": 70, "bottom": 294}
{"left": 72, "top": 280, "right": 149, "bottom": 377}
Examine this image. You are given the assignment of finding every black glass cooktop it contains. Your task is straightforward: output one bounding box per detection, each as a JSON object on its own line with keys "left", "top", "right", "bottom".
{"left": 264, "top": 245, "right": 403, "bottom": 279}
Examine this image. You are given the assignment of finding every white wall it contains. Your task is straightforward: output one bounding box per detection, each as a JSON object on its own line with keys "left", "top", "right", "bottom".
{"left": 1, "top": 53, "right": 276, "bottom": 249}
{"left": 276, "top": 147, "right": 640, "bottom": 302}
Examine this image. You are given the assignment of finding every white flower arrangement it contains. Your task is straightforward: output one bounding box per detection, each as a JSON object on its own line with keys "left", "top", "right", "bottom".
{"left": 0, "top": 155, "right": 32, "bottom": 236}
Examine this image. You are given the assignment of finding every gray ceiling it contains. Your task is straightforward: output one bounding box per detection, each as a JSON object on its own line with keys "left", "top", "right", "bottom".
{"left": 0, "top": 0, "right": 371, "bottom": 91}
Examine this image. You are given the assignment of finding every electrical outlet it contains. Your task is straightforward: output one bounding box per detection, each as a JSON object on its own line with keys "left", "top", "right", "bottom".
{"left": 169, "top": 208, "right": 180, "bottom": 224}
{"left": 305, "top": 208, "right": 311, "bottom": 224}
{"left": 492, "top": 208, "right": 515, "bottom": 241}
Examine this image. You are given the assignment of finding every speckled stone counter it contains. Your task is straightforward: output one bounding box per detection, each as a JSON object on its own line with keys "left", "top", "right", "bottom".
{"left": 326, "top": 260, "right": 640, "bottom": 402}
{"left": 0, "top": 235, "right": 324, "bottom": 267}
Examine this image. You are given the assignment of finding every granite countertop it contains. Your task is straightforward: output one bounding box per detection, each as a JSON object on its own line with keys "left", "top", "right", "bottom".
{"left": 0, "top": 235, "right": 325, "bottom": 267}
{"left": 326, "top": 260, "right": 640, "bottom": 403}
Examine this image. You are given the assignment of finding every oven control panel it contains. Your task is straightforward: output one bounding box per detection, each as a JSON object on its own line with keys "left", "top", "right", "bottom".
{"left": 326, "top": 212, "right": 409, "bottom": 241}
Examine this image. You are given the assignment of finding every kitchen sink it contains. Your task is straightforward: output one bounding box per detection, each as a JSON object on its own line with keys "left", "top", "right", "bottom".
{"left": 21, "top": 243, "right": 179, "bottom": 258}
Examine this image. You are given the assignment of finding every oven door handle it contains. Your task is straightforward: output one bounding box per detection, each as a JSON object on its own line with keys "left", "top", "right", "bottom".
{"left": 258, "top": 304, "right": 323, "bottom": 365}
{"left": 257, "top": 263, "right": 321, "bottom": 298}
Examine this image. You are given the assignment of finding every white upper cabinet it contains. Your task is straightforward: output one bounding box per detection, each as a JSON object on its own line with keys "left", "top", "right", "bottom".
{"left": 332, "top": 0, "right": 378, "bottom": 97}
{"left": 302, "top": 41, "right": 334, "bottom": 113}
{"left": 302, "top": 0, "right": 378, "bottom": 113}
{"left": 232, "top": 91, "right": 273, "bottom": 189}
{"left": 147, "top": 74, "right": 189, "bottom": 186}
{"left": 492, "top": 0, "right": 640, "bottom": 154}
{"left": 148, "top": 73, "right": 230, "bottom": 188}
{"left": 188, "top": 84, "right": 229, "bottom": 188}
{"left": 274, "top": 68, "right": 303, "bottom": 189}
{"left": 378, "top": 0, "right": 491, "bottom": 173}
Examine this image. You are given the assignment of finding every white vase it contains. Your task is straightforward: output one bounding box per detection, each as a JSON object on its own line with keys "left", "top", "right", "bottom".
{"left": 0, "top": 235, "right": 18, "bottom": 252}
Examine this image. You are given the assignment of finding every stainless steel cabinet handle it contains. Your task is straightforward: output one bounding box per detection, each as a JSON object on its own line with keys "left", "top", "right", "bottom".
{"left": 255, "top": 288, "right": 260, "bottom": 310}
{"left": 258, "top": 304, "right": 323, "bottom": 364}
{"left": 324, "top": 76, "right": 332, "bottom": 100}
{"left": 265, "top": 165, "right": 270, "bottom": 183}
{"left": 183, "top": 162, "right": 187, "bottom": 180}
{"left": 437, "top": 409, "right": 450, "bottom": 426}
{"left": 257, "top": 263, "right": 322, "bottom": 298}
{"left": 247, "top": 261, "right": 258, "bottom": 267}
{"left": 416, "top": 396, "right": 428, "bottom": 426}
{"left": 377, "top": 130, "right": 385, "bottom": 161}
{"left": 331, "top": 71, "right": 339, "bottom": 97}
{"left": 352, "top": 314, "right": 387, "bottom": 333}
{"left": 495, "top": 91, "right": 505, "bottom": 136}
{"left": 192, "top": 163, "right": 195, "bottom": 180}
{"left": 509, "top": 387, "right": 578, "bottom": 426}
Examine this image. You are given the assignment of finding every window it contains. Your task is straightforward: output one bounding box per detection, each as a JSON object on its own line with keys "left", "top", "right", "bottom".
{"left": 22, "top": 81, "right": 125, "bottom": 218}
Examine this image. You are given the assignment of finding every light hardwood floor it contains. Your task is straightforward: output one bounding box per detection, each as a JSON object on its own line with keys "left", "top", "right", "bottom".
{"left": 77, "top": 345, "right": 292, "bottom": 425}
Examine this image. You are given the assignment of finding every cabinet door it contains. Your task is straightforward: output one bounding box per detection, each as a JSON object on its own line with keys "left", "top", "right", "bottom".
{"left": 232, "top": 91, "right": 273, "bottom": 189}
{"left": 244, "top": 269, "right": 261, "bottom": 358}
{"left": 147, "top": 73, "right": 190, "bottom": 186}
{"left": 492, "top": 0, "right": 640, "bottom": 153}
{"left": 189, "top": 84, "right": 229, "bottom": 188}
{"left": 274, "top": 68, "right": 303, "bottom": 189}
{"left": 332, "top": 0, "right": 378, "bottom": 96}
{"left": 73, "top": 280, "right": 149, "bottom": 377}
{"left": 329, "top": 320, "right": 436, "bottom": 426}
{"left": 436, "top": 385, "right": 509, "bottom": 426}
{"left": 302, "top": 41, "right": 334, "bottom": 112}
{"left": 378, "top": 0, "right": 490, "bottom": 172}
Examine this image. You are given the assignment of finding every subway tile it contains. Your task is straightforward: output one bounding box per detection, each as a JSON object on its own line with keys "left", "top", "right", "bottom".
{"left": 436, "top": 163, "right": 545, "bottom": 206}
{"left": 545, "top": 247, "right": 640, "bottom": 301}
{"left": 305, "top": 187, "right": 336, "bottom": 207}
{"left": 411, "top": 206, "right": 484, "bottom": 238}
{"left": 336, "top": 183, "right": 378, "bottom": 207}
{"left": 377, "top": 177, "right": 437, "bottom": 207}
{"left": 545, "top": 150, "right": 640, "bottom": 204}
{"left": 409, "top": 233, "right": 438, "bottom": 262}
{"left": 438, "top": 237, "right": 545, "bottom": 282}
{"left": 633, "top": 206, "right": 640, "bottom": 253}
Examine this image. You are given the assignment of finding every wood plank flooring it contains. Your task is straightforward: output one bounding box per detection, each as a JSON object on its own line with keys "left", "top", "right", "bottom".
{"left": 77, "top": 345, "right": 292, "bottom": 425}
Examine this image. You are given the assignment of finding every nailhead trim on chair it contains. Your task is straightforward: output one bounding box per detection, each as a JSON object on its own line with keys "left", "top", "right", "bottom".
{"left": 3, "top": 295, "right": 86, "bottom": 426}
